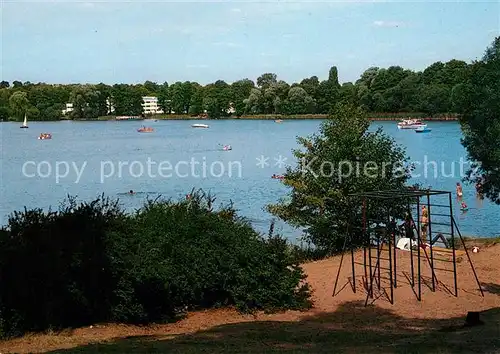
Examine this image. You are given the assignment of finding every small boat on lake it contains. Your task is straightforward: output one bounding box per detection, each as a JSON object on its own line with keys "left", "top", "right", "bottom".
{"left": 415, "top": 126, "right": 432, "bottom": 133}
{"left": 192, "top": 123, "right": 209, "bottom": 128}
{"left": 397, "top": 119, "right": 426, "bottom": 130}
{"left": 275, "top": 119, "right": 283, "bottom": 123}
{"left": 20, "top": 114, "right": 28, "bottom": 128}
{"left": 222, "top": 144, "right": 232, "bottom": 151}
{"left": 137, "top": 126, "right": 154, "bottom": 133}
{"left": 38, "top": 133, "right": 52, "bottom": 140}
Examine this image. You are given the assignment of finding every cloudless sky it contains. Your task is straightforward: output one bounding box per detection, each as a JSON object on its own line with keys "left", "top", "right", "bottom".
{"left": 2, "top": 0, "right": 499, "bottom": 85}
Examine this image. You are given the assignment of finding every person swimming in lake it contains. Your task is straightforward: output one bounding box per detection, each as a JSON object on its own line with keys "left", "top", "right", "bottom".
{"left": 461, "top": 200, "right": 468, "bottom": 210}
{"left": 456, "top": 182, "right": 463, "bottom": 198}
{"left": 128, "top": 190, "right": 135, "bottom": 195}
{"left": 475, "top": 179, "right": 484, "bottom": 199}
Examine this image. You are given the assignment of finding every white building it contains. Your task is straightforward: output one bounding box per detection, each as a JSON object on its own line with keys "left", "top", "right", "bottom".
{"left": 142, "top": 96, "right": 164, "bottom": 115}
{"left": 61, "top": 99, "right": 115, "bottom": 115}
{"left": 106, "top": 98, "right": 115, "bottom": 114}
{"left": 226, "top": 102, "right": 236, "bottom": 114}
{"left": 62, "top": 103, "right": 73, "bottom": 115}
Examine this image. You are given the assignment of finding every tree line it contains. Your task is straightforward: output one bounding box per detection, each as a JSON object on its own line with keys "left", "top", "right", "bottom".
{"left": 0, "top": 56, "right": 482, "bottom": 121}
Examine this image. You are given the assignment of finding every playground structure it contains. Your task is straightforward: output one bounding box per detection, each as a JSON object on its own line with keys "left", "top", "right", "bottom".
{"left": 332, "top": 188, "right": 484, "bottom": 306}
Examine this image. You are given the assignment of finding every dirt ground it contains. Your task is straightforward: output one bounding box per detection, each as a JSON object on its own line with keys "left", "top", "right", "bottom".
{"left": 1, "top": 242, "right": 499, "bottom": 353}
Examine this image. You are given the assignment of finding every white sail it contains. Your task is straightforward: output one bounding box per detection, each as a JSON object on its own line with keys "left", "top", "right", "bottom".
{"left": 22, "top": 114, "right": 27, "bottom": 126}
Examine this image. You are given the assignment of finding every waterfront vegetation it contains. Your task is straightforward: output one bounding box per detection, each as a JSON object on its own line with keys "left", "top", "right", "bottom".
{"left": 0, "top": 56, "right": 486, "bottom": 122}
{"left": 0, "top": 37, "right": 498, "bottom": 343}
{"left": 267, "top": 103, "right": 413, "bottom": 251}
{"left": 0, "top": 191, "right": 312, "bottom": 338}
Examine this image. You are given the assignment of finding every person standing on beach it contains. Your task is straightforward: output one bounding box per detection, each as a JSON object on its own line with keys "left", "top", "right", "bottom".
{"left": 456, "top": 182, "right": 463, "bottom": 199}
{"left": 421, "top": 205, "right": 429, "bottom": 240}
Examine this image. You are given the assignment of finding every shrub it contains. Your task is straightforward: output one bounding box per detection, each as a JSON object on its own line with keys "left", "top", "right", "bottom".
{"left": 0, "top": 191, "right": 311, "bottom": 338}
{"left": 0, "top": 195, "right": 129, "bottom": 337}
{"left": 113, "top": 190, "right": 311, "bottom": 322}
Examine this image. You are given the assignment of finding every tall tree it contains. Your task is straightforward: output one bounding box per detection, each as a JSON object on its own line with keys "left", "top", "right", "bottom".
{"left": 230, "top": 79, "right": 254, "bottom": 116}
{"left": 268, "top": 103, "right": 412, "bottom": 251}
{"left": 9, "top": 91, "right": 29, "bottom": 120}
{"left": 459, "top": 36, "right": 500, "bottom": 204}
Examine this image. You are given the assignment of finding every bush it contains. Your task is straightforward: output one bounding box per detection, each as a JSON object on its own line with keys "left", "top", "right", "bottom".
{"left": 0, "top": 195, "right": 129, "bottom": 337}
{"left": 0, "top": 191, "right": 311, "bottom": 338}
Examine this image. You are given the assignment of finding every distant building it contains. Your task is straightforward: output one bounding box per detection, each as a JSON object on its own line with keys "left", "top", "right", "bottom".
{"left": 142, "top": 96, "right": 164, "bottom": 115}
{"left": 62, "top": 103, "right": 73, "bottom": 115}
{"left": 106, "top": 98, "right": 115, "bottom": 114}
{"left": 62, "top": 99, "right": 115, "bottom": 116}
{"left": 227, "top": 102, "right": 236, "bottom": 114}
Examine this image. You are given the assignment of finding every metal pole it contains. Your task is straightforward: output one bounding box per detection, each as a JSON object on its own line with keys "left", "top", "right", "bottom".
{"left": 427, "top": 193, "right": 436, "bottom": 292}
{"left": 453, "top": 217, "right": 484, "bottom": 297}
{"left": 377, "top": 227, "right": 381, "bottom": 290}
{"left": 333, "top": 225, "right": 350, "bottom": 297}
{"left": 363, "top": 198, "right": 368, "bottom": 292}
{"left": 417, "top": 197, "right": 421, "bottom": 301}
{"left": 368, "top": 230, "right": 373, "bottom": 298}
{"left": 351, "top": 241, "right": 356, "bottom": 293}
{"left": 392, "top": 214, "right": 397, "bottom": 288}
{"left": 408, "top": 202, "right": 415, "bottom": 287}
{"left": 449, "top": 192, "right": 458, "bottom": 297}
{"left": 388, "top": 211, "right": 394, "bottom": 304}
{"left": 366, "top": 199, "right": 373, "bottom": 298}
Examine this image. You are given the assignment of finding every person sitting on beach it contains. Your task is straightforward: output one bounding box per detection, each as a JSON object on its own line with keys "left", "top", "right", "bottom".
{"left": 456, "top": 182, "right": 463, "bottom": 198}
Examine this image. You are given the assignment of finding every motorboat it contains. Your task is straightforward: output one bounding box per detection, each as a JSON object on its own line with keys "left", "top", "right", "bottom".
{"left": 38, "top": 133, "right": 52, "bottom": 140}
{"left": 192, "top": 123, "right": 209, "bottom": 128}
{"left": 415, "top": 126, "right": 432, "bottom": 133}
{"left": 397, "top": 119, "right": 427, "bottom": 130}
{"left": 275, "top": 119, "right": 283, "bottom": 123}
{"left": 137, "top": 126, "right": 154, "bottom": 133}
{"left": 223, "top": 145, "right": 232, "bottom": 151}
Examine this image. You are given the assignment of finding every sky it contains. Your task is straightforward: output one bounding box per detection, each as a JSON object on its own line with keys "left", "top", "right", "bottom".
{"left": 2, "top": 0, "right": 499, "bottom": 85}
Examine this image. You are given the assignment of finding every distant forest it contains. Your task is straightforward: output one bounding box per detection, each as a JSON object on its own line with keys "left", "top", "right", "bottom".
{"left": 1, "top": 59, "right": 473, "bottom": 121}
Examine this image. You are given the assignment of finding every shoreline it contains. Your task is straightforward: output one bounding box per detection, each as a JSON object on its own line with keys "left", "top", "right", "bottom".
{"left": 2, "top": 114, "right": 459, "bottom": 122}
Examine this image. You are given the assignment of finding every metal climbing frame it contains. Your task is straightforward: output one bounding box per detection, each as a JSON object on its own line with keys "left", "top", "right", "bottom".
{"left": 332, "top": 188, "right": 484, "bottom": 305}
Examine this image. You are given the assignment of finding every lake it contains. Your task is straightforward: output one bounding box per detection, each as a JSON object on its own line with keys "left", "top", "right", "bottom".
{"left": 1, "top": 119, "right": 498, "bottom": 240}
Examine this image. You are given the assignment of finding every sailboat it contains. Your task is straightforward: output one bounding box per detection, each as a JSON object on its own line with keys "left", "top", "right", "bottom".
{"left": 20, "top": 114, "right": 28, "bottom": 128}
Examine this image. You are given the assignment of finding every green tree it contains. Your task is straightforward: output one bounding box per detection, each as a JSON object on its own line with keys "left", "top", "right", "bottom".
{"left": 111, "top": 84, "right": 143, "bottom": 116}
{"left": 230, "top": 79, "right": 255, "bottom": 116}
{"left": 243, "top": 88, "right": 263, "bottom": 114}
{"left": 460, "top": 36, "right": 500, "bottom": 203}
{"left": 256, "top": 73, "right": 277, "bottom": 90}
{"left": 157, "top": 82, "right": 171, "bottom": 113}
{"left": 286, "top": 86, "right": 315, "bottom": 114}
{"left": 69, "top": 86, "right": 100, "bottom": 119}
{"left": 9, "top": 91, "right": 29, "bottom": 120}
{"left": 188, "top": 83, "right": 204, "bottom": 115}
{"left": 418, "top": 84, "right": 451, "bottom": 115}
{"left": 0, "top": 89, "right": 12, "bottom": 120}
{"left": 267, "top": 103, "right": 412, "bottom": 251}
{"left": 203, "top": 80, "right": 231, "bottom": 118}
{"left": 143, "top": 80, "right": 159, "bottom": 95}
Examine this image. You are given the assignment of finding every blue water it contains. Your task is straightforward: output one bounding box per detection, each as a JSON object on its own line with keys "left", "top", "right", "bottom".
{"left": 0, "top": 120, "right": 498, "bottom": 240}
